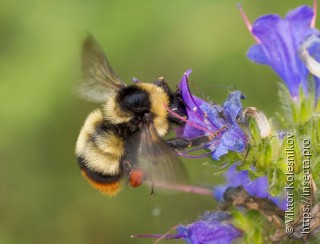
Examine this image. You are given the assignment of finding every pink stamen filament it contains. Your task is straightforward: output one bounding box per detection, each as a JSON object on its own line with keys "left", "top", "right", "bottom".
{"left": 165, "top": 104, "right": 220, "bottom": 135}
{"left": 176, "top": 141, "right": 220, "bottom": 158}
{"left": 237, "top": 3, "right": 260, "bottom": 43}
{"left": 312, "top": 0, "right": 318, "bottom": 28}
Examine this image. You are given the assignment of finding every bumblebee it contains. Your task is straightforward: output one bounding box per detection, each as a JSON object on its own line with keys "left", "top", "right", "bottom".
{"left": 76, "top": 35, "right": 210, "bottom": 196}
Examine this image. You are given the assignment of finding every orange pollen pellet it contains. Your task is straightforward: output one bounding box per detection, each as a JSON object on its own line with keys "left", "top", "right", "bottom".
{"left": 129, "top": 169, "right": 144, "bottom": 187}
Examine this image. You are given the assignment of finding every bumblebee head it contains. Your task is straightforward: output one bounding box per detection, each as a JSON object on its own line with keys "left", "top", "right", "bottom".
{"left": 117, "top": 86, "right": 151, "bottom": 114}
{"left": 153, "top": 78, "right": 187, "bottom": 125}
{"left": 168, "top": 89, "right": 187, "bottom": 125}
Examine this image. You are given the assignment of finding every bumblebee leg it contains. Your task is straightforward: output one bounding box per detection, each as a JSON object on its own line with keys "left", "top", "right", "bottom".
{"left": 150, "top": 183, "right": 155, "bottom": 195}
{"left": 165, "top": 135, "right": 212, "bottom": 150}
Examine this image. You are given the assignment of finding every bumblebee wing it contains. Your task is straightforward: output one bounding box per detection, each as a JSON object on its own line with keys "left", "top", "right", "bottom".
{"left": 125, "top": 124, "right": 189, "bottom": 187}
{"left": 79, "top": 34, "right": 127, "bottom": 102}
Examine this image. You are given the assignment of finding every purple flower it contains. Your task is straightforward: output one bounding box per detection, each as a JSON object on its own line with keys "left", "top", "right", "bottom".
{"left": 299, "top": 33, "right": 320, "bottom": 103}
{"left": 246, "top": 5, "right": 317, "bottom": 100}
{"left": 176, "top": 212, "right": 242, "bottom": 244}
{"left": 176, "top": 70, "right": 248, "bottom": 160}
{"left": 214, "top": 164, "right": 286, "bottom": 210}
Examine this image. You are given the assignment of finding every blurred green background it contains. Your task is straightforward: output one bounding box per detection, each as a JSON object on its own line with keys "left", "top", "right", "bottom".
{"left": 0, "top": 0, "right": 312, "bottom": 243}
